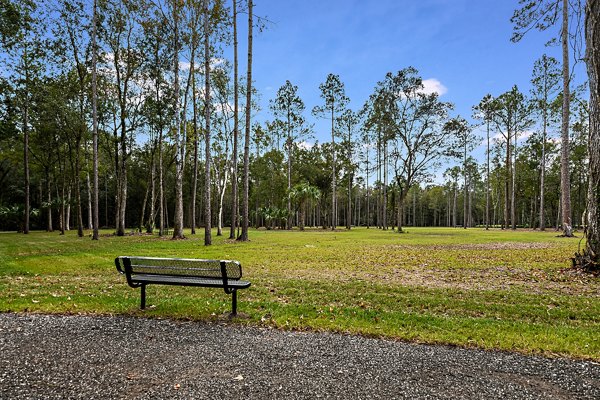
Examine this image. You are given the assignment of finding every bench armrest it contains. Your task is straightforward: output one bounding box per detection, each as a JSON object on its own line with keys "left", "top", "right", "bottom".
{"left": 115, "top": 256, "right": 141, "bottom": 288}
{"left": 115, "top": 257, "right": 125, "bottom": 274}
{"left": 220, "top": 261, "right": 232, "bottom": 294}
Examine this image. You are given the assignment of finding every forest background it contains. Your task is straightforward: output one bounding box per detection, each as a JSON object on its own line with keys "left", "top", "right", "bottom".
{"left": 0, "top": 0, "right": 595, "bottom": 241}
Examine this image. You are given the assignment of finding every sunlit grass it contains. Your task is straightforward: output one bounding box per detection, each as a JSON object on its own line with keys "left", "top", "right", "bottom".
{"left": 0, "top": 227, "right": 598, "bottom": 359}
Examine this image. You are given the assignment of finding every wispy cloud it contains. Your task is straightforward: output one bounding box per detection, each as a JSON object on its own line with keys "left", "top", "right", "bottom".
{"left": 297, "top": 141, "right": 314, "bottom": 150}
{"left": 419, "top": 78, "right": 447, "bottom": 96}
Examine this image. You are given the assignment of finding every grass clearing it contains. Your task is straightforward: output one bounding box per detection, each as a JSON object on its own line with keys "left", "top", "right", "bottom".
{"left": 1, "top": 227, "right": 599, "bottom": 359}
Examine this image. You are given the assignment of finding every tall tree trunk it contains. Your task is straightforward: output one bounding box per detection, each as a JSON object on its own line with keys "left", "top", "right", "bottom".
{"left": 139, "top": 161, "right": 152, "bottom": 232}
{"left": 46, "top": 171, "right": 53, "bottom": 232}
{"left": 383, "top": 141, "right": 388, "bottom": 230}
{"left": 148, "top": 143, "right": 156, "bottom": 233}
{"left": 347, "top": 125, "right": 352, "bottom": 230}
{"left": 172, "top": 0, "right": 185, "bottom": 239}
{"left": 468, "top": 181, "right": 473, "bottom": 227}
{"left": 582, "top": 0, "right": 599, "bottom": 266}
{"left": 463, "top": 142, "right": 467, "bottom": 229}
{"left": 485, "top": 120, "right": 490, "bottom": 230}
{"left": 86, "top": 167, "right": 93, "bottom": 230}
{"left": 158, "top": 126, "right": 165, "bottom": 235}
{"left": 23, "top": 52, "right": 30, "bottom": 234}
{"left": 512, "top": 126, "right": 517, "bottom": 230}
{"left": 239, "top": 0, "right": 252, "bottom": 241}
{"left": 540, "top": 60, "right": 548, "bottom": 231}
{"left": 504, "top": 128, "right": 511, "bottom": 229}
{"left": 60, "top": 173, "right": 66, "bottom": 235}
{"left": 396, "top": 185, "right": 403, "bottom": 232}
{"left": 66, "top": 187, "right": 71, "bottom": 231}
{"left": 217, "top": 166, "right": 229, "bottom": 236}
{"left": 152, "top": 37, "right": 164, "bottom": 236}
{"left": 452, "top": 180, "right": 457, "bottom": 227}
{"left": 68, "top": 27, "right": 86, "bottom": 238}
{"left": 75, "top": 149, "right": 83, "bottom": 237}
{"left": 191, "top": 55, "right": 199, "bottom": 235}
{"left": 560, "top": 0, "right": 573, "bottom": 236}
{"left": 23, "top": 106, "right": 29, "bottom": 234}
{"left": 397, "top": 190, "right": 406, "bottom": 232}
{"left": 330, "top": 105, "right": 337, "bottom": 230}
{"left": 287, "top": 113, "right": 292, "bottom": 229}
{"left": 91, "top": 0, "right": 99, "bottom": 240}
{"left": 347, "top": 172, "right": 352, "bottom": 230}
{"left": 204, "top": 0, "right": 212, "bottom": 245}
{"left": 366, "top": 148, "right": 370, "bottom": 229}
{"left": 117, "top": 129, "right": 127, "bottom": 236}
{"left": 229, "top": 0, "right": 239, "bottom": 239}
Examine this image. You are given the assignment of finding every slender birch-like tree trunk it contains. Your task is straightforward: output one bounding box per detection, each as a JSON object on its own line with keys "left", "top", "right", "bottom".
{"left": 204, "top": 0, "right": 212, "bottom": 245}
{"left": 540, "top": 79, "right": 548, "bottom": 231}
{"left": 23, "top": 94, "right": 29, "bottom": 234}
{"left": 23, "top": 48, "right": 30, "bottom": 234}
{"left": 86, "top": 167, "right": 92, "bottom": 230}
{"left": 463, "top": 139, "right": 468, "bottom": 229}
{"left": 504, "top": 127, "right": 511, "bottom": 230}
{"left": 239, "top": 0, "right": 252, "bottom": 241}
{"left": 560, "top": 0, "right": 573, "bottom": 236}
{"left": 486, "top": 120, "right": 490, "bottom": 230}
{"left": 229, "top": 0, "right": 239, "bottom": 239}
{"left": 512, "top": 125, "right": 517, "bottom": 230}
{"left": 577, "top": 0, "right": 599, "bottom": 268}
{"left": 91, "top": 0, "right": 99, "bottom": 240}
{"left": 540, "top": 57, "right": 549, "bottom": 231}
{"left": 383, "top": 141, "right": 388, "bottom": 230}
{"left": 172, "top": 0, "right": 185, "bottom": 239}
{"left": 191, "top": 54, "right": 199, "bottom": 235}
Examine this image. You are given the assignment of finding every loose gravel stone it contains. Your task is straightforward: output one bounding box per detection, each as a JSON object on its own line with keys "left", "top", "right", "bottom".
{"left": 0, "top": 313, "right": 599, "bottom": 399}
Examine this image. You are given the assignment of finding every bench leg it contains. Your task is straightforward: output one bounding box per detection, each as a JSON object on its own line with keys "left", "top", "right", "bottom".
{"left": 140, "top": 284, "right": 146, "bottom": 310}
{"left": 231, "top": 289, "right": 237, "bottom": 316}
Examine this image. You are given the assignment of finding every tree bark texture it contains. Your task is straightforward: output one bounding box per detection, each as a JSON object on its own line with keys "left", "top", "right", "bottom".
{"left": 485, "top": 120, "right": 490, "bottom": 230}
{"left": 172, "top": 1, "right": 185, "bottom": 239}
{"left": 582, "top": 0, "right": 600, "bottom": 267}
{"left": 23, "top": 86, "right": 29, "bottom": 234}
{"left": 92, "top": 0, "right": 99, "bottom": 240}
{"left": 229, "top": 0, "right": 239, "bottom": 239}
{"left": 561, "top": 0, "right": 573, "bottom": 236}
{"left": 239, "top": 0, "right": 252, "bottom": 241}
{"left": 204, "top": 0, "right": 212, "bottom": 245}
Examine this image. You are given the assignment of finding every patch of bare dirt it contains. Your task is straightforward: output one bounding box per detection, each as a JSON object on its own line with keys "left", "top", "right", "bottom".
{"left": 387, "top": 242, "right": 553, "bottom": 251}
{"left": 280, "top": 265, "right": 600, "bottom": 297}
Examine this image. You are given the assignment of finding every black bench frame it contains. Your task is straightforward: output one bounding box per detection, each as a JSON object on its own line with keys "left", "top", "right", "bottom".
{"left": 115, "top": 256, "right": 251, "bottom": 315}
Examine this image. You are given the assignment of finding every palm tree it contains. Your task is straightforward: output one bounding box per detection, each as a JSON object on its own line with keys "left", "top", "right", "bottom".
{"left": 288, "top": 183, "right": 321, "bottom": 230}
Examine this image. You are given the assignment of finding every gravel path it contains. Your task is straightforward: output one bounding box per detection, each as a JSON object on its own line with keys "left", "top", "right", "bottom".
{"left": 1, "top": 313, "right": 599, "bottom": 399}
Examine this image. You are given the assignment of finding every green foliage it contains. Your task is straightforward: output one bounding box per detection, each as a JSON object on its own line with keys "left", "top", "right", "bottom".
{"left": 0, "top": 204, "right": 38, "bottom": 230}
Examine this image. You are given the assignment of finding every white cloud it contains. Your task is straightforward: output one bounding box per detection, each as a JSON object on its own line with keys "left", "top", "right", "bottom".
{"left": 210, "top": 57, "right": 226, "bottom": 69}
{"left": 297, "top": 141, "right": 314, "bottom": 150}
{"left": 180, "top": 58, "right": 224, "bottom": 72}
{"left": 420, "top": 78, "right": 448, "bottom": 96}
{"left": 518, "top": 130, "right": 534, "bottom": 141}
{"left": 180, "top": 61, "right": 191, "bottom": 71}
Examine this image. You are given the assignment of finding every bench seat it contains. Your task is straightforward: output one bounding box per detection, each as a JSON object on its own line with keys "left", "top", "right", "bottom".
{"left": 130, "top": 274, "right": 251, "bottom": 289}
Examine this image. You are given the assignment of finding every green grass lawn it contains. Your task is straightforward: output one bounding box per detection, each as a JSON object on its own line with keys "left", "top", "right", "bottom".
{"left": 1, "top": 227, "right": 599, "bottom": 360}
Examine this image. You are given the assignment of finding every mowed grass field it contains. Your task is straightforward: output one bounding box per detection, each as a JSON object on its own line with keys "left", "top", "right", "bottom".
{"left": 1, "top": 227, "right": 599, "bottom": 360}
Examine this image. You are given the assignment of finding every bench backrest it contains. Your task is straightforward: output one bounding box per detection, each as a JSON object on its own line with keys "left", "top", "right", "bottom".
{"left": 115, "top": 256, "right": 243, "bottom": 280}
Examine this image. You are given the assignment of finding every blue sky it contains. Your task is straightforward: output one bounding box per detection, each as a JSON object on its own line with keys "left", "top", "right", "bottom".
{"left": 229, "top": 0, "right": 584, "bottom": 156}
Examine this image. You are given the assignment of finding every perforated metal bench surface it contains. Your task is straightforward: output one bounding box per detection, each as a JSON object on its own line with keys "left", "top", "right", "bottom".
{"left": 115, "top": 256, "right": 251, "bottom": 315}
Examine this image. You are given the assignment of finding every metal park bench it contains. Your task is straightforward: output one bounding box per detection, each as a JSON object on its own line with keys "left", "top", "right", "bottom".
{"left": 115, "top": 256, "right": 251, "bottom": 315}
